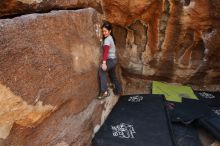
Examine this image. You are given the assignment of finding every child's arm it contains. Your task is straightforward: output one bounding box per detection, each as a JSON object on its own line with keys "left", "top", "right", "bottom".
{"left": 102, "top": 45, "right": 110, "bottom": 64}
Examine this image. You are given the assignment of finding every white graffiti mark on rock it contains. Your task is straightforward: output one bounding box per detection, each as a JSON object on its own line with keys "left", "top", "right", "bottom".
{"left": 128, "top": 95, "right": 143, "bottom": 102}
{"left": 198, "top": 92, "right": 215, "bottom": 99}
{"left": 111, "top": 123, "right": 136, "bottom": 139}
{"left": 213, "top": 109, "right": 220, "bottom": 116}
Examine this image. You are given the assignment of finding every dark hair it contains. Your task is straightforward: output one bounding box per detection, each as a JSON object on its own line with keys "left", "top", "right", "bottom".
{"left": 101, "top": 22, "right": 116, "bottom": 42}
{"left": 101, "top": 22, "right": 112, "bottom": 31}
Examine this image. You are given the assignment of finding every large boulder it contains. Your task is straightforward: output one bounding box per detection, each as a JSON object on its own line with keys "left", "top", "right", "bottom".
{"left": 0, "top": 0, "right": 102, "bottom": 18}
{"left": 0, "top": 8, "right": 117, "bottom": 146}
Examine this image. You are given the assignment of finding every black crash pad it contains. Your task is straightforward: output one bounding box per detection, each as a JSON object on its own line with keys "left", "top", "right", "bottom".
{"left": 172, "top": 123, "right": 203, "bottom": 146}
{"left": 92, "top": 94, "right": 176, "bottom": 146}
{"left": 196, "top": 107, "right": 220, "bottom": 140}
{"left": 168, "top": 98, "right": 212, "bottom": 124}
{"left": 166, "top": 102, "right": 203, "bottom": 146}
{"left": 194, "top": 91, "right": 220, "bottom": 108}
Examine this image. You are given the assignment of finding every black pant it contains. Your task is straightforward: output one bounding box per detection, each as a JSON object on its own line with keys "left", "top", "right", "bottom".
{"left": 99, "top": 59, "right": 122, "bottom": 93}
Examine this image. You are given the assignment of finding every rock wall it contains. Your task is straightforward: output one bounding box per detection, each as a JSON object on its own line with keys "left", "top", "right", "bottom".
{"left": 101, "top": 0, "right": 220, "bottom": 88}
